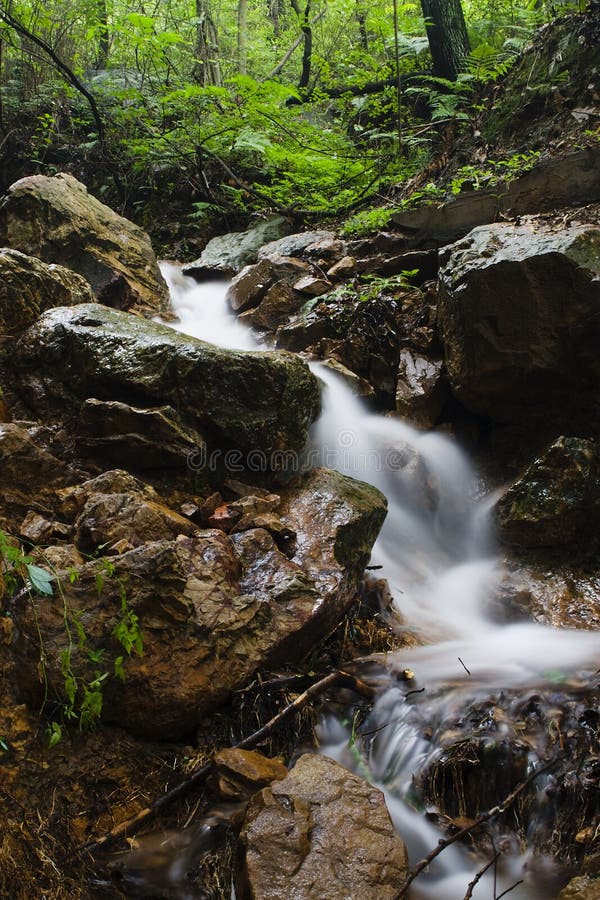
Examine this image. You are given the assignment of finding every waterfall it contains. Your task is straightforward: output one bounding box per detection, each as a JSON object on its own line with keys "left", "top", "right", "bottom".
{"left": 161, "top": 263, "right": 600, "bottom": 899}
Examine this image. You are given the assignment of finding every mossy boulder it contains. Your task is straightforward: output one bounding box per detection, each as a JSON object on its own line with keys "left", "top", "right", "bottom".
{"left": 0, "top": 173, "right": 169, "bottom": 316}
{"left": 494, "top": 436, "right": 600, "bottom": 548}
{"left": 14, "top": 303, "right": 320, "bottom": 472}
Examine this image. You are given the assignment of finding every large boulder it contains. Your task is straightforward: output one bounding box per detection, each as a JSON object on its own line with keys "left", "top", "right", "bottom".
{"left": 11, "top": 468, "right": 386, "bottom": 738}
{"left": 182, "top": 216, "right": 289, "bottom": 279}
{"left": 438, "top": 222, "right": 600, "bottom": 429}
{"left": 0, "top": 173, "right": 169, "bottom": 316}
{"left": 239, "top": 753, "right": 408, "bottom": 900}
{"left": 14, "top": 304, "right": 320, "bottom": 472}
{"left": 0, "top": 248, "right": 94, "bottom": 332}
{"left": 493, "top": 436, "right": 600, "bottom": 548}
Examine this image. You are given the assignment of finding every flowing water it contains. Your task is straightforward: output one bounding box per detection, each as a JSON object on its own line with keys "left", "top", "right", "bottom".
{"left": 160, "top": 264, "right": 600, "bottom": 899}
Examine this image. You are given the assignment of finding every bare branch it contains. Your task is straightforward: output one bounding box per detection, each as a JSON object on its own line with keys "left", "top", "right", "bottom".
{"left": 394, "top": 756, "right": 562, "bottom": 898}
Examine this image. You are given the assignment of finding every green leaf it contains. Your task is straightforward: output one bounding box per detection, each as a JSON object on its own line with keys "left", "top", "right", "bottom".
{"left": 25, "top": 564, "right": 54, "bottom": 596}
{"left": 47, "top": 722, "right": 62, "bottom": 748}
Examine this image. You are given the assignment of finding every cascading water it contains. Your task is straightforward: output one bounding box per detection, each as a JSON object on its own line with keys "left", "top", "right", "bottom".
{"left": 160, "top": 264, "right": 600, "bottom": 899}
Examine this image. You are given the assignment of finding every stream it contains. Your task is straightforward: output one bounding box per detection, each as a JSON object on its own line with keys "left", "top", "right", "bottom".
{"left": 161, "top": 264, "right": 600, "bottom": 899}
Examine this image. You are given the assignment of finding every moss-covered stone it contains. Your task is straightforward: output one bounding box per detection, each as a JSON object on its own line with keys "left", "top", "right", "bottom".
{"left": 494, "top": 437, "right": 600, "bottom": 547}
{"left": 15, "top": 303, "right": 321, "bottom": 472}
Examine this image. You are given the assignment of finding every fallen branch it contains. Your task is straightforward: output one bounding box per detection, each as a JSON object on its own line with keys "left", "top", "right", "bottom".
{"left": 463, "top": 851, "right": 499, "bottom": 899}
{"left": 79, "top": 669, "right": 373, "bottom": 856}
{"left": 394, "top": 756, "right": 562, "bottom": 898}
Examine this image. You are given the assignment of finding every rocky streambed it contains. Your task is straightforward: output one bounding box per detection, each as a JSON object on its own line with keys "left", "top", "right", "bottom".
{"left": 0, "top": 169, "right": 598, "bottom": 900}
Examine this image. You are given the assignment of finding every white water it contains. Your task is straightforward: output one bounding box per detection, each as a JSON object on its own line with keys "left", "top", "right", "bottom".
{"left": 161, "top": 264, "right": 600, "bottom": 899}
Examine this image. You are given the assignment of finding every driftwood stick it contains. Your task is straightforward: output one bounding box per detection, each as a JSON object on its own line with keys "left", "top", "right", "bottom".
{"left": 394, "top": 756, "right": 561, "bottom": 898}
{"left": 80, "top": 669, "right": 373, "bottom": 856}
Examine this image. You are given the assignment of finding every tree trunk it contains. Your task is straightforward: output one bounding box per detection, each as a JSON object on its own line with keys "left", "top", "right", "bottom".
{"left": 289, "top": 0, "right": 312, "bottom": 90}
{"left": 269, "top": 0, "right": 281, "bottom": 38}
{"left": 193, "top": 0, "right": 221, "bottom": 85}
{"left": 420, "top": 0, "right": 470, "bottom": 81}
{"left": 95, "top": 0, "right": 109, "bottom": 69}
{"left": 356, "top": 0, "right": 368, "bottom": 51}
{"left": 238, "top": 0, "right": 248, "bottom": 74}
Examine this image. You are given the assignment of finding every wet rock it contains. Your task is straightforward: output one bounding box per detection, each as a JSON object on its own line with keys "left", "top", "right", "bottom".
{"left": 304, "top": 237, "right": 347, "bottom": 263}
{"left": 19, "top": 511, "right": 70, "bottom": 544}
{"left": 559, "top": 876, "right": 600, "bottom": 900}
{"left": 56, "top": 469, "right": 161, "bottom": 521}
{"left": 78, "top": 399, "right": 205, "bottom": 469}
{"left": 73, "top": 491, "right": 197, "bottom": 553}
{"left": 275, "top": 467, "right": 388, "bottom": 646}
{"left": 239, "top": 753, "right": 408, "bottom": 900}
{"left": 275, "top": 305, "right": 340, "bottom": 352}
{"left": 494, "top": 437, "right": 600, "bottom": 547}
{"left": 0, "top": 249, "right": 94, "bottom": 332}
{"left": 327, "top": 255, "right": 357, "bottom": 281}
{"left": 493, "top": 562, "right": 600, "bottom": 630}
{"left": 394, "top": 349, "right": 448, "bottom": 428}
{"left": 226, "top": 259, "right": 275, "bottom": 313}
{"left": 213, "top": 749, "right": 287, "bottom": 800}
{"left": 268, "top": 254, "right": 311, "bottom": 282}
{"left": 183, "top": 217, "right": 289, "bottom": 278}
{"left": 438, "top": 222, "right": 600, "bottom": 429}
{"left": 320, "top": 359, "right": 376, "bottom": 398}
{"left": 293, "top": 275, "right": 331, "bottom": 297}
{"left": 251, "top": 283, "right": 305, "bottom": 331}
{"left": 12, "top": 468, "right": 385, "bottom": 738}
{"left": 356, "top": 249, "right": 438, "bottom": 284}
{"left": 276, "top": 286, "right": 433, "bottom": 404}
{"left": 15, "top": 304, "right": 320, "bottom": 470}
{"left": 0, "top": 423, "right": 83, "bottom": 531}
{"left": 257, "top": 230, "right": 335, "bottom": 261}
{"left": 0, "top": 173, "right": 168, "bottom": 316}
{"left": 207, "top": 503, "right": 242, "bottom": 532}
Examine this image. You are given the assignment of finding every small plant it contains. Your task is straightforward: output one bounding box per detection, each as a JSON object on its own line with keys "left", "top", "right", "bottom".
{"left": 400, "top": 181, "right": 446, "bottom": 208}
{"left": 360, "top": 270, "right": 419, "bottom": 298}
{"left": 342, "top": 206, "right": 398, "bottom": 237}
{"left": 450, "top": 150, "right": 541, "bottom": 195}
{"left": 0, "top": 531, "right": 143, "bottom": 745}
{"left": 0, "top": 530, "right": 54, "bottom": 599}
{"left": 51, "top": 559, "right": 144, "bottom": 739}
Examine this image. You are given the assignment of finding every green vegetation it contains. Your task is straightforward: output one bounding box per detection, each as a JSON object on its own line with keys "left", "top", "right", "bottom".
{"left": 0, "top": 531, "right": 143, "bottom": 744}
{"left": 0, "top": 0, "right": 590, "bottom": 227}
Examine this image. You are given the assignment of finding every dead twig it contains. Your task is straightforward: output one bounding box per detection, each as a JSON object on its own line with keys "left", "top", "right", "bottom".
{"left": 393, "top": 756, "right": 562, "bottom": 898}
{"left": 79, "top": 669, "right": 373, "bottom": 856}
{"left": 463, "top": 851, "right": 499, "bottom": 899}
